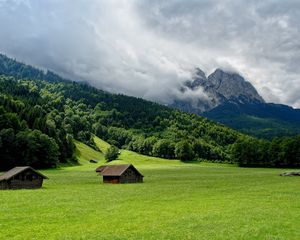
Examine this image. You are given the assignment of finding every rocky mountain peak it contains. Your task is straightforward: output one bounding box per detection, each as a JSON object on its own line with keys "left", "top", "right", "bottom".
{"left": 172, "top": 67, "right": 265, "bottom": 113}
{"left": 207, "top": 69, "right": 265, "bottom": 103}
{"left": 184, "top": 68, "right": 207, "bottom": 90}
{"left": 194, "top": 67, "right": 206, "bottom": 80}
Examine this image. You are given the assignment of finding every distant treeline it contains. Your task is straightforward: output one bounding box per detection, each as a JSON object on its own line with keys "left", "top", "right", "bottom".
{"left": 0, "top": 54, "right": 299, "bottom": 170}
{"left": 231, "top": 135, "right": 300, "bottom": 168}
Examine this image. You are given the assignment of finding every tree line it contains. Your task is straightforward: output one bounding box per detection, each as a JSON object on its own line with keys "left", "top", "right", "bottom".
{"left": 231, "top": 135, "right": 300, "bottom": 167}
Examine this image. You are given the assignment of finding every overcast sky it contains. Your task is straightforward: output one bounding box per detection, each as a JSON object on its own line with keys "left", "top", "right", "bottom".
{"left": 0, "top": 0, "right": 300, "bottom": 107}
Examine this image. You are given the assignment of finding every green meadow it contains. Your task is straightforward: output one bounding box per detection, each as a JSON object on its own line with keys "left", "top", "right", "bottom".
{"left": 0, "top": 137, "right": 299, "bottom": 240}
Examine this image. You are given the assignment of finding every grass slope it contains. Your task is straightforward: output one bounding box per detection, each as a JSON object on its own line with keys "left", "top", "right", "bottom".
{"left": 93, "top": 136, "right": 111, "bottom": 154}
{"left": 74, "top": 139, "right": 105, "bottom": 165}
{"left": 0, "top": 139, "right": 299, "bottom": 239}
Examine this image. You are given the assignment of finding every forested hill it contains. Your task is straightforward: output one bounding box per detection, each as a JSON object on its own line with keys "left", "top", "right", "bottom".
{"left": 0, "top": 54, "right": 242, "bottom": 170}
{"left": 0, "top": 53, "right": 299, "bottom": 170}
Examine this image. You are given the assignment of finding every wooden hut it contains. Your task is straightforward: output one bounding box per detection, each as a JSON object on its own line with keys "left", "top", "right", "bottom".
{"left": 0, "top": 166, "right": 48, "bottom": 190}
{"left": 96, "top": 164, "right": 143, "bottom": 184}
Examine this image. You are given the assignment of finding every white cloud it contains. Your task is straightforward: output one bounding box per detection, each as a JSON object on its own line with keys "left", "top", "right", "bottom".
{"left": 0, "top": 0, "right": 299, "bottom": 107}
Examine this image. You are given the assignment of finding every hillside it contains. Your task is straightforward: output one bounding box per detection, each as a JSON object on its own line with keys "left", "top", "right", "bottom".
{"left": 0, "top": 54, "right": 243, "bottom": 170}
{"left": 0, "top": 53, "right": 299, "bottom": 169}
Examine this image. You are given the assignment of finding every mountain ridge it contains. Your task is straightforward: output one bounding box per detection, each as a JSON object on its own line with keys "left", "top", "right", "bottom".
{"left": 171, "top": 67, "right": 300, "bottom": 138}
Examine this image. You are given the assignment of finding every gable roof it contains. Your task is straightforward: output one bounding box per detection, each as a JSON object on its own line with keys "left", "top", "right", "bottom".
{"left": 95, "top": 165, "right": 109, "bottom": 173}
{"left": 0, "top": 166, "right": 48, "bottom": 181}
{"left": 96, "top": 164, "right": 143, "bottom": 177}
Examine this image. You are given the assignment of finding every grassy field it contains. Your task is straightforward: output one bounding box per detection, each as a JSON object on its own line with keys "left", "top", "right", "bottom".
{"left": 0, "top": 137, "right": 299, "bottom": 239}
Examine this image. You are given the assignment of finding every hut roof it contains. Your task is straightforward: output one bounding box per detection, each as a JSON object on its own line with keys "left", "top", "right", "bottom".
{"left": 96, "top": 164, "right": 143, "bottom": 177}
{"left": 0, "top": 166, "right": 48, "bottom": 181}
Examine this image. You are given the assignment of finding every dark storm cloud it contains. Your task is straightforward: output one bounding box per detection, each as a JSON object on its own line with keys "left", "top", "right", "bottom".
{"left": 0, "top": 0, "right": 299, "bottom": 107}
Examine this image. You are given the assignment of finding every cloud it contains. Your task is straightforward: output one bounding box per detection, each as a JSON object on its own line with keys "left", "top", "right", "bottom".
{"left": 0, "top": 0, "right": 299, "bottom": 107}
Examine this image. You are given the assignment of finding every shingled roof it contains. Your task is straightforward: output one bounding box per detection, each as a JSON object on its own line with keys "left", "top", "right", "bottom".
{"left": 0, "top": 166, "right": 48, "bottom": 181}
{"left": 96, "top": 164, "right": 143, "bottom": 177}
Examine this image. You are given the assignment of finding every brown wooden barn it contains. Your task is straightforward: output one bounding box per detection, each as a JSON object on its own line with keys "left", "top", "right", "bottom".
{"left": 96, "top": 164, "right": 143, "bottom": 184}
{"left": 0, "top": 166, "right": 48, "bottom": 190}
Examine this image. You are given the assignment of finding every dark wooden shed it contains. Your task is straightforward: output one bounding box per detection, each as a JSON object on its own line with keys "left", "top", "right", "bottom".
{"left": 96, "top": 164, "right": 143, "bottom": 184}
{"left": 0, "top": 166, "right": 48, "bottom": 190}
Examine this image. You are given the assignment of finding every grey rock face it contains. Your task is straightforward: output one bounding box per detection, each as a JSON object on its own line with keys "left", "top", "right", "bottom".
{"left": 184, "top": 68, "right": 208, "bottom": 90}
{"left": 171, "top": 68, "right": 265, "bottom": 113}
{"left": 208, "top": 69, "right": 264, "bottom": 104}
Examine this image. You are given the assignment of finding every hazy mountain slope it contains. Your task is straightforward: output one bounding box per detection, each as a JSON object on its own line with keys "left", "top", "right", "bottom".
{"left": 203, "top": 101, "right": 300, "bottom": 138}
{"left": 0, "top": 53, "right": 68, "bottom": 83}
